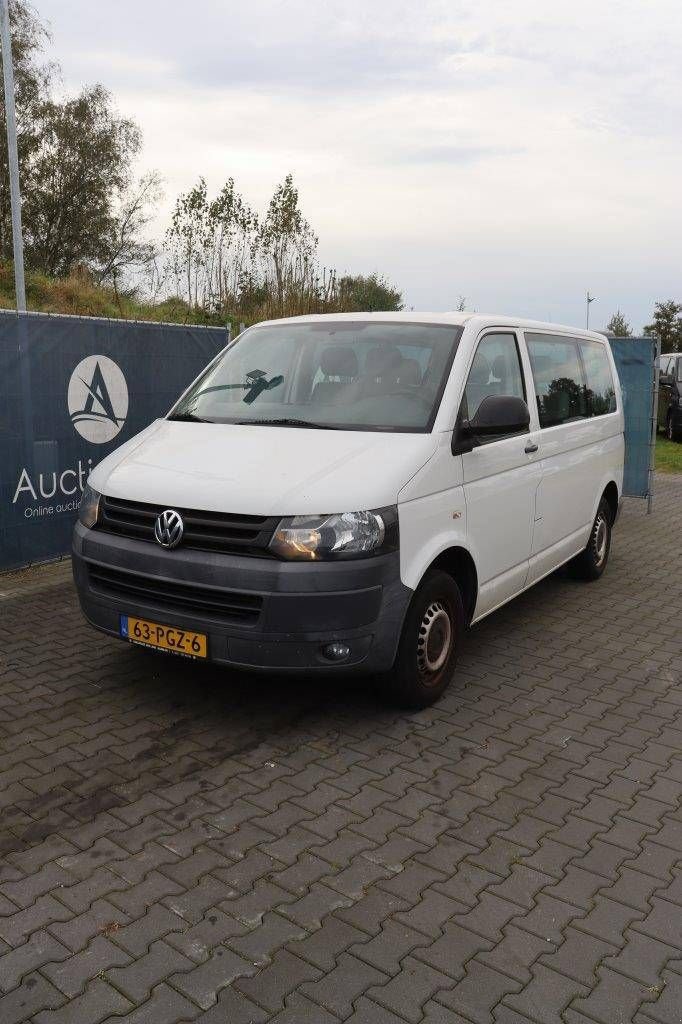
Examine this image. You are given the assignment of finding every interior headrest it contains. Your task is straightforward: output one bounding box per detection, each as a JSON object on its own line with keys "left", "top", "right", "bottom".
{"left": 320, "top": 346, "right": 358, "bottom": 378}
{"left": 365, "top": 346, "right": 402, "bottom": 377}
{"left": 491, "top": 354, "right": 508, "bottom": 380}
{"left": 397, "top": 358, "right": 421, "bottom": 386}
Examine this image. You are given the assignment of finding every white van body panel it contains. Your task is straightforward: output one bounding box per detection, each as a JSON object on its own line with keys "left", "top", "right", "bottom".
{"left": 89, "top": 419, "right": 437, "bottom": 516}
{"left": 397, "top": 432, "right": 467, "bottom": 590}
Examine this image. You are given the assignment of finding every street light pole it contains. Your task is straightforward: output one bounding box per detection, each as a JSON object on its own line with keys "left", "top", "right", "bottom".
{"left": 586, "top": 290, "right": 596, "bottom": 329}
{"left": 0, "top": 0, "right": 27, "bottom": 311}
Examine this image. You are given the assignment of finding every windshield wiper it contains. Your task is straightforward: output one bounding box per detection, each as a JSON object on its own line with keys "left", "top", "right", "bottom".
{"left": 239, "top": 417, "right": 340, "bottom": 430}
{"left": 168, "top": 412, "right": 212, "bottom": 423}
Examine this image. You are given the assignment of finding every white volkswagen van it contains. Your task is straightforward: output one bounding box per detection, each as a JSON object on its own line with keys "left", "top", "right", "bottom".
{"left": 73, "top": 313, "right": 624, "bottom": 707}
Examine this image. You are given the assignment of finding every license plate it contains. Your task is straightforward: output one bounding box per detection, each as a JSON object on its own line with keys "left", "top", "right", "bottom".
{"left": 120, "top": 615, "right": 207, "bottom": 659}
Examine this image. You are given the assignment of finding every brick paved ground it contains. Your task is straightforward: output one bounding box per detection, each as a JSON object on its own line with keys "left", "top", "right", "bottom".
{"left": 1, "top": 474, "right": 681, "bottom": 1024}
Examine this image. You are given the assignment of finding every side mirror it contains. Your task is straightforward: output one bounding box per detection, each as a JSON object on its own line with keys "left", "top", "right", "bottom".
{"left": 659, "top": 373, "right": 673, "bottom": 387}
{"left": 469, "top": 394, "right": 530, "bottom": 435}
{"left": 452, "top": 395, "right": 530, "bottom": 455}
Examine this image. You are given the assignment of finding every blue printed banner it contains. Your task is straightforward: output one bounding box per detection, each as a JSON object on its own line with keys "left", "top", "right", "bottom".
{"left": 607, "top": 336, "right": 656, "bottom": 499}
{"left": 0, "top": 311, "right": 227, "bottom": 571}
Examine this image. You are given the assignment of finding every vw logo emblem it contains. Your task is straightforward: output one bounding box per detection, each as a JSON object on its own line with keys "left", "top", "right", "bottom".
{"left": 154, "top": 509, "right": 184, "bottom": 549}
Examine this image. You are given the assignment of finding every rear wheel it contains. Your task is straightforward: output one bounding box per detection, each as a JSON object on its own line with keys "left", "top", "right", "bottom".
{"left": 380, "top": 570, "right": 463, "bottom": 708}
{"left": 667, "top": 413, "right": 681, "bottom": 442}
{"left": 570, "top": 498, "right": 612, "bottom": 581}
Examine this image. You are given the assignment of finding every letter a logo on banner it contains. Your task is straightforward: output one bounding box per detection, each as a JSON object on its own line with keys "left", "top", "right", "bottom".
{"left": 68, "top": 355, "right": 129, "bottom": 443}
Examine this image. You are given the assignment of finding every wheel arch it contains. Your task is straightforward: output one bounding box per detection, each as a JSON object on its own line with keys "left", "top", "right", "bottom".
{"left": 423, "top": 546, "right": 478, "bottom": 626}
{"left": 601, "top": 480, "right": 619, "bottom": 525}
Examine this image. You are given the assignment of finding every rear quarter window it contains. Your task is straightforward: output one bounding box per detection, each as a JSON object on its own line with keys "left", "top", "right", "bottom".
{"left": 578, "top": 341, "right": 617, "bottom": 416}
{"left": 526, "top": 334, "right": 587, "bottom": 427}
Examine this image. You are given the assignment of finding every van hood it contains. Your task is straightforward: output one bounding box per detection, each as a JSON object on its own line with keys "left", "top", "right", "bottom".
{"left": 89, "top": 419, "right": 438, "bottom": 515}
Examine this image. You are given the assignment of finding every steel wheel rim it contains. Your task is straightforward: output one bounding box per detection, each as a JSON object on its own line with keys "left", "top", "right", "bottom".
{"left": 417, "top": 601, "right": 452, "bottom": 680}
{"left": 593, "top": 514, "right": 608, "bottom": 566}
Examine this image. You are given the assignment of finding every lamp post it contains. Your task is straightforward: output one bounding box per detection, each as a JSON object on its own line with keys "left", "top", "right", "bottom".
{"left": 585, "top": 290, "right": 596, "bottom": 330}
{"left": 0, "top": 0, "right": 27, "bottom": 311}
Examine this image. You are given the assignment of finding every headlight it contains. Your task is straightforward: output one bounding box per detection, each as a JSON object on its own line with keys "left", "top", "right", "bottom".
{"left": 270, "top": 507, "right": 397, "bottom": 561}
{"left": 78, "top": 485, "right": 101, "bottom": 529}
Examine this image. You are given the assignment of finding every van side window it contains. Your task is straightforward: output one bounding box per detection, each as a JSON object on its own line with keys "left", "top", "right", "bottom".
{"left": 579, "top": 341, "right": 616, "bottom": 416}
{"left": 526, "top": 335, "right": 587, "bottom": 428}
{"left": 462, "top": 333, "right": 525, "bottom": 426}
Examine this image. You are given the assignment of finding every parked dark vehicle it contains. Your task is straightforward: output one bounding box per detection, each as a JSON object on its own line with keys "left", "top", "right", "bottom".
{"left": 658, "top": 353, "right": 682, "bottom": 441}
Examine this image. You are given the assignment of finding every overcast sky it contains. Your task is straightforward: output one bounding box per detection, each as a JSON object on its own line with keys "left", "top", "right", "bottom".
{"left": 38, "top": 0, "right": 682, "bottom": 330}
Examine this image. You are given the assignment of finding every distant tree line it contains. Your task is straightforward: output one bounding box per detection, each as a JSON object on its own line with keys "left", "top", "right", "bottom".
{"left": 643, "top": 301, "right": 682, "bottom": 352}
{"left": 0, "top": 1, "right": 402, "bottom": 320}
{"left": 0, "top": 2, "right": 159, "bottom": 289}
{"left": 163, "top": 175, "right": 402, "bottom": 320}
{"left": 605, "top": 302, "right": 682, "bottom": 351}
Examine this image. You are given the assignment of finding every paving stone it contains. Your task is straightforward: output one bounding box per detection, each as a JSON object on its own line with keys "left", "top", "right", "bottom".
{"left": 109, "top": 905, "right": 186, "bottom": 956}
{"left": 288, "top": 915, "right": 368, "bottom": 971}
{"left": 635, "top": 966, "right": 682, "bottom": 1024}
{"left": 502, "top": 963, "right": 589, "bottom": 1024}
{"left": 394, "top": 888, "right": 468, "bottom": 938}
{"left": 0, "top": 930, "right": 71, "bottom": 993}
{"left": 369, "top": 955, "right": 455, "bottom": 1023}
{"left": 633, "top": 896, "right": 682, "bottom": 948}
{"left": 186, "top": 984, "right": 267, "bottom": 1023}
{"left": 514, "top": 893, "right": 585, "bottom": 943}
{"left": 105, "top": 938, "right": 193, "bottom": 1002}
{"left": 539, "top": 926, "right": 617, "bottom": 986}
{"left": 99, "top": 983, "right": 202, "bottom": 1024}
{"left": 352, "top": 918, "right": 430, "bottom": 975}
{"left": 32, "top": 978, "right": 132, "bottom": 1024}
{"left": 235, "top": 947, "right": 321, "bottom": 1012}
{"left": 0, "top": 895, "right": 73, "bottom": 947}
{"left": 302, "top": 951, "right": 389, "bottom": 1018}
{"left": 229, "top": 911, "right": 306, "bottom": 966}
{"left": 0, "top": 972, "right": 66, "bottom": 1024}
{"left": 602, "top": 932, "right": 677, "bottom": 987}
{"left": 571, "top": 966, "right": 658, "bottom": 1024}
{"left": 438, "top": 960, "right": 522, "bottom": 1023}
{"left": 169, "top": 946, "right": 254, "bottom": 1009}
{"left": 572, "top": 895, "right": 646, "bottom": 948}
{"left": 347, "top": 995, "right": 419, "bottom": 1023}
{"left": 479, "top": 924, "right": 551, "bottom": 984}
{"left": 3, "top": 481, "right": 682, "bottom": 1024}
{"left": 42, "top": 934, "right": 131, "bottom": 998}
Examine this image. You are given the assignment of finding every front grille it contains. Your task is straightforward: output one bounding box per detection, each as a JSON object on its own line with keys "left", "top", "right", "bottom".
{"left": 99, "top": 496, "right": 279, "bottom": 556}
{"left": 87, "top": 563, "right": 263, "bottom": 624}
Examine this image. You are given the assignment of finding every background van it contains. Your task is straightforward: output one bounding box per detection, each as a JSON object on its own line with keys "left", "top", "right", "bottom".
{"left": 73, "top": 313, "right": 624, "bottom": 707}
{"left": 658, "top": 353, "right": 682, "bottom": 441}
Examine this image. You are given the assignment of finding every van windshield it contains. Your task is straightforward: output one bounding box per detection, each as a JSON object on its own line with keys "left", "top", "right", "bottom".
{"left": 169, "top": 321, "right": 463, "bottom": 432}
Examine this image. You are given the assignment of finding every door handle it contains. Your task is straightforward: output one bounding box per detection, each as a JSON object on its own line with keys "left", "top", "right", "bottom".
{"left": 524, "top": 442, "right": 539, "bottom": 454}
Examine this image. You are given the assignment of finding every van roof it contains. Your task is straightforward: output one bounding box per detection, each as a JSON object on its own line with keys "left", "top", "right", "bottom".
{"left": 256, "top": 311, "right": 609, "bottom": 344}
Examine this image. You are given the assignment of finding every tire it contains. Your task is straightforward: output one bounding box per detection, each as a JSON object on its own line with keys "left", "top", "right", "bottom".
{"left": 570, "top": 498, "right": 612, "bottom": 581}
{"left": 380, "top": 570, "right": 464, "bottom": 709}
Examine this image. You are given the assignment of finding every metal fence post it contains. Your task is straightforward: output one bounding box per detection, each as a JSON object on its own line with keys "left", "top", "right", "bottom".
{"left": 0, "top": 0, "right": 27, "bottom": 311}
{"left": 647, "top": 334, "right": 659, "bottom": 515}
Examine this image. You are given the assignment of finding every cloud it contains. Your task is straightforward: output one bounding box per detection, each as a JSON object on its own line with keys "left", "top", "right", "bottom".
{"left": 36, "top": 0, "right": 682, "bottom": 331}
{"left": 397, "top": 144, "right": 526, "bottom": 165}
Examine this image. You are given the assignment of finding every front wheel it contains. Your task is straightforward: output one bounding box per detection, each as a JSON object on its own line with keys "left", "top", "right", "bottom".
{"left": 570, "top": 498, "right": 612, "bottom": 581}
{"left": 667, "top": 413, "right": 682, "bottom": 442}
{"left": 380, "top": 570, "right": 464, "bottom": 709}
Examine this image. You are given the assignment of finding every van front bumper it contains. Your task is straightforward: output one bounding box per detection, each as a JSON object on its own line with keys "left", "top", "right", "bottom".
{"left": 72, "top": 523, "right": 412, "bottom": 673}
